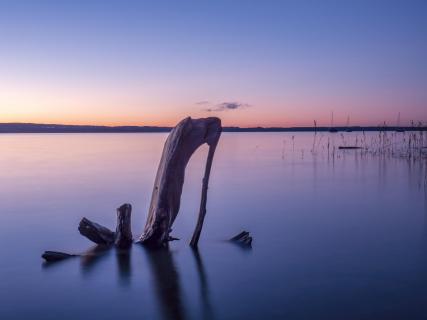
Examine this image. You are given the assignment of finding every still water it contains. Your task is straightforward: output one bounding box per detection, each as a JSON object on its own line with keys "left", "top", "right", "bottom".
{"left": 0, "top": 132, "right": 426, "bottom": 320}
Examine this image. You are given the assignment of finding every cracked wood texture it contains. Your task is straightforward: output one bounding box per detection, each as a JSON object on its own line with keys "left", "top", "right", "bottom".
{"left": 115, "top": 203, "right": 133, "bottom": 249}
{"left": 78, "top": 203, "right": 133, "bottom": 247}
{"left": 78, "top": 217, "right": 115, "bottom": 245}
{"left": 138, "top": 117, "right": 222, "bottom": 247}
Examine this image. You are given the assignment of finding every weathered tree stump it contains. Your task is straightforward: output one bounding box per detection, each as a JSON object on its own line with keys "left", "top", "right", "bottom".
{"left": 77, "top": 203, "right": 133, "bottom": 247}
{"left": 138, "top": 117, "right": 222, "bottom": 247}
{"left": 115, "top": 203, "right": 133, "bottom": 249}
{"left": 43, "top": 116, "right": 225, "bottom": 263}
{"left": 42, "top": 203, "right": 133, "bottom": 262}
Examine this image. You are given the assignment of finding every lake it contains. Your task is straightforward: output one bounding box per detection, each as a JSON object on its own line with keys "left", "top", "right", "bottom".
{"left": 0, "top": 132, "right": 426, "bottom": 320}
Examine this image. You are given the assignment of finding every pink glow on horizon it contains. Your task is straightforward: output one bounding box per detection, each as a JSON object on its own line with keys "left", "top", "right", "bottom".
{"left": 1, "top": 77, "right": 425, "bottom": 127}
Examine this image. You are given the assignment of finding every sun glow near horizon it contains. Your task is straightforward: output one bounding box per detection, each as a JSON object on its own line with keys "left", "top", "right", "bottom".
{"left": 1, "top": 86, "right": 424, "bottom": 127}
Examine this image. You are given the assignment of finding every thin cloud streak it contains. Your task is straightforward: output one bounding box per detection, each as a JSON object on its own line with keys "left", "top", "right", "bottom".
{"left": 203, "top": 101, "right": 251, "bottom": 112}
{"left": 195, "top": 101, "right": 210, "bottom": 105}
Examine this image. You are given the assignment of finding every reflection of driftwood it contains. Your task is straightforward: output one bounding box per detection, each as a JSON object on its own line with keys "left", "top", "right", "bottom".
{"left": 145, "top": 247, "right": 186, "bottom": 320}
{"left": 116, "top": 250, "right": 132, "bottom": 286}
{"left": 80, "top": 245, "right": 111, "bottom": 274}
{"left": 192, "top": 248, "right": 214, "bottom": 320}
{"left": 230, "top": 231, "right": 253, "bottom": 246}
{"left": 138, "top": 117, "right": 222, "bottom": 247}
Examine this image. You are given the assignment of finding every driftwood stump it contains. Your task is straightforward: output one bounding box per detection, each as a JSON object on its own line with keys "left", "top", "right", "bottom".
{"left": 78, "top": 203, "right": 133, "bottom": 247}
{"left": 115, "top": 204, "right": 133, "bottom": 249}
{"left": 42, "top": 203, "right": 133, "bottom": 261}
{"left": 138, "top": 117, "right": 222, "bottom": 247}
{"left": 43, "top": 116, "right": 224, "bottom": 262}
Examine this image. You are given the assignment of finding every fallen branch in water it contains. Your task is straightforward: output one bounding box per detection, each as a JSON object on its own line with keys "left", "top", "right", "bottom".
{"left": 42, "top": 203, "right": 133, "bottom": 262}
{"left": 42, "top": 251, "right": 77, "bottom": 262}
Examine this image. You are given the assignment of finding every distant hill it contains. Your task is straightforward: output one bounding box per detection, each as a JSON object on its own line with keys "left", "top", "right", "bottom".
{"left": 0, "top": 123, "right": 171, "bottom": 133}
{"left": 0, "top": 123, "right": 424, "bottom": 133}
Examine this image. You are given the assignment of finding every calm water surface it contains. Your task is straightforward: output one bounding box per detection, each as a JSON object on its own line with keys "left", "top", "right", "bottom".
{"left": 0, "top": 132, "right": 426, "bottom": 320}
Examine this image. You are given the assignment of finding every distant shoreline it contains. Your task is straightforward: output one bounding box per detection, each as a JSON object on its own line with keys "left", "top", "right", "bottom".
{"left": 0, "top": 123, "right": 425, "bottom": 133}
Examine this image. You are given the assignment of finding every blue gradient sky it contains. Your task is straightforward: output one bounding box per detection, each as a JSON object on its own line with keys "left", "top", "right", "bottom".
{"left": 0, "top": 0, "right": 426, "bottom": 126}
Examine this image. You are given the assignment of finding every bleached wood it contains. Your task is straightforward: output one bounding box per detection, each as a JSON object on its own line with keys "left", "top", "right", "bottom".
{"left": 138, "top": 117, "right": 222, "bottom": 247}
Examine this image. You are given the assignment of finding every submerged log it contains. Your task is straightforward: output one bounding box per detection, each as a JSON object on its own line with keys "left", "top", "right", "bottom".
{"left": 42, "top": 251, "right": 77, "bottom": 262}
{"left": 230, "top": 231, "right": 253, "bottom": 246}
{"left": 115, "top": 203, "right": 133, "bottom": 249}
{"left": 138, "top": 117, "right": 222, "bottom": 247}
{"left": 43, "top": 204, "right": 133, "bottom": 262}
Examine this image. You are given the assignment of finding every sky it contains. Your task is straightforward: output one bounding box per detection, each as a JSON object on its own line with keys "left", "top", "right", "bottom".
{"left": 0, "top": 0, "right": 426, "bottom": 127}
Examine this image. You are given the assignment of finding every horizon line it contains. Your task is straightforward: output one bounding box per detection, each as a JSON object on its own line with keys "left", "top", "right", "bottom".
{"left": 1, "top": 122, "right": 426, "bottom": 133}
{"left": 1, "top": 117, "right": 427, "bottom": 128}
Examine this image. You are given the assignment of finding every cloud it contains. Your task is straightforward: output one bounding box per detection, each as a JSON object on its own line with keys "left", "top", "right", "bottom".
{"left": 203, "top": 101, "right": 251, "bottom": 112}
{"left": 195, "top": 100, "right": 210, "bottom": 105}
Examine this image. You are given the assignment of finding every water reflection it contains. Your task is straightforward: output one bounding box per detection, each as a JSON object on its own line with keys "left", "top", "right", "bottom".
{"left": 424, "top": 182, "right": 427, "bottom": 237}
{"left": 191, "top": 248, "right": 214, "bottom": 320}
{"left": 80, "top": 244, "right": 111, "bottom": 275}
{"left": 81, "top": 245, "right": 132, "bottom": 286}
{"left": 144, "top": 246, "right": 186, "bottom": 320}
{"left": 8, "top": 132, "right": 427, "bottom": 319}
{"left": 42, "top": 256, "right": 77, "bottom": 269}
{"left": 41, "top": 242, "right": 217, "bottom": 319}
{"left": 116, "top": 249, "right": 131, "bottom": 286}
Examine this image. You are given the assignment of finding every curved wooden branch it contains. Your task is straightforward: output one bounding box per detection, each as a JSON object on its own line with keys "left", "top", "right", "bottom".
{"left": 138, "top": 117, "right": 222, "bottom": 247}
{"left": 190, "top": 139, "right": 219, "bottom": 247}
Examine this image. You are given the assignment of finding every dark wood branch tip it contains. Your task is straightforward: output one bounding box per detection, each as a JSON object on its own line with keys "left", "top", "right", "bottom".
{"left": 230, "top": 231, "right": 253, "bottom": 246}
{"left": 168, "top": 236, "right": 180, "bottom": 242}
{"left": 42, "top": 251, "right": 78, "bottom": 262}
